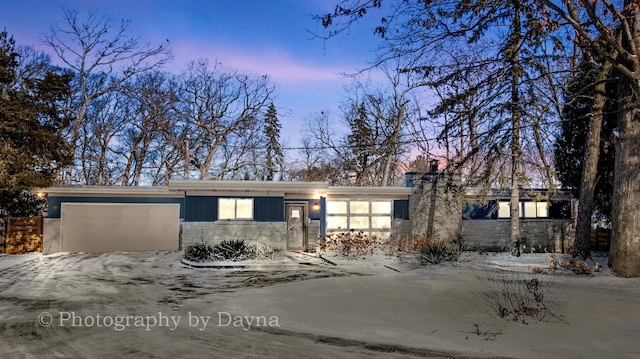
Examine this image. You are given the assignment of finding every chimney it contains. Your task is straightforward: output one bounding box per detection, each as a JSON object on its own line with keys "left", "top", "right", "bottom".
{"left": 430, "top": 158, "right": 439, "bottom": 173}
{"left": 405, "top": 170, "right": 418, "bottom": 187}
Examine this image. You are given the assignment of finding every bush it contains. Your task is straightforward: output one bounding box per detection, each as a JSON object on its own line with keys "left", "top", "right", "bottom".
{"left": 415, "top": 239, "right": 464, "bottom": 265}
{"left": 528, "top": 254, "right": 596, "bottom": 275}
{"left": 256, "top": 245, "right": 286, "bottom": 259}
{"left": 383, "top": 235, "right": 433, "bottom": 256}
{"left": 320, "top": 231, "right": 380, "bottom": 258}
{"left": 184, "top": 244, "right": 215, "bottom": 262}
{"left": 212, "top": 239, "right": 256, "bottom": 261}
{"left": 478, "top": 268, "right": 562, "bottom": 324}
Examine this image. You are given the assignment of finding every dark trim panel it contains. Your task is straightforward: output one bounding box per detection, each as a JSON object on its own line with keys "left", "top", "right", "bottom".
{"left": 47, "top": 196, "right": 185, "bottom": 218}
{"left": 393, "top": 200, "right": 410, "bottom": 220}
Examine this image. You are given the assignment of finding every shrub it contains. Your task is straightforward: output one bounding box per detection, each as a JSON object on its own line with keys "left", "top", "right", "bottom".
{"left": 184, "top": 243, "right": 215, "bottom": 262}
{"left": 212, "top": 239, "right": 256, "bottom": 261}
{"left": 383, "top": 235, "right": 434, "bottom": 256}
{"left": 415, "top": 239, "right": 464, "bottom": 265}
{"left": 478, "top": 268, "right": 562, "bottom": 324}
{"left": 321, "top": 231, "right": 380, "bottom": 258}
{"left": 529, "top": 254, "right": 595, "bottom": 275}
{"left": 256, "top": 245, "right": 286, "bottom": 259}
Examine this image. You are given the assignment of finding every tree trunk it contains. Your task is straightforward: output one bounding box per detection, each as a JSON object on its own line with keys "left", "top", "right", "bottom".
{"left": 574, "top": 61, "right": 613, "bottom": 259}
{"left": 509, "top": 2, "right": 522, "bottom": 257}
{"left": 609, "top": 83, "right": 640, "bottom": 277}
{"left": 609, "top": 0, "right": 640, "bottom": 277}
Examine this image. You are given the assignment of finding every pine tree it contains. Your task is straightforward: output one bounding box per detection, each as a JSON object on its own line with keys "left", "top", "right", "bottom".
{"left": 0, "top": 31, "right": 72, "bottom": 218}
{"left": 347, "top": 102, "right": 375, "bottom": 185}
{"left": 263, "top": 103, "right": 283, "bottom": 179}
{"left": 555, "top": 59, "right": 616, "bottom": 258}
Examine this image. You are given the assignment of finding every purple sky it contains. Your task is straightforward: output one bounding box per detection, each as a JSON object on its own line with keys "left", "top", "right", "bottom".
{"left": 0, "top": 0, "right": 386, "bottom": 149}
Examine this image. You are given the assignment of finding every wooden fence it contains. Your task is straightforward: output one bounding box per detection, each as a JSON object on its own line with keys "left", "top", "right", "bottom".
{"left": 2, "top": 217, "right": 43, "bottom": 254}
{"left": 590, "top": 228, "right": 611, "bottom": 252}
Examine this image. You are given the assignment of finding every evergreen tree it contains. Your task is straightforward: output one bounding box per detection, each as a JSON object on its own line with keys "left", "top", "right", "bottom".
{"left": 555, "top": 60, "right": 616, "bottom": 223}
{"left": 347, "top": 102, "right": 375, "bottom": 185}
{"left": 0, "top": 31, "right": 72, "bottom": 218}
{"left": 263, "top": 103, "right": 283, "bottom": 179}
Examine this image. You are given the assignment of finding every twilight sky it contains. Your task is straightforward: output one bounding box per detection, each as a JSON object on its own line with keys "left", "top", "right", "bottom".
{"left": 0, "top": 0, "right": 386, "bottom": 149}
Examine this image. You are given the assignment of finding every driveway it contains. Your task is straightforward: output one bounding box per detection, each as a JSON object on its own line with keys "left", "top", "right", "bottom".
{"left": 1, "top": 251, "right": 638, "bottom": 358}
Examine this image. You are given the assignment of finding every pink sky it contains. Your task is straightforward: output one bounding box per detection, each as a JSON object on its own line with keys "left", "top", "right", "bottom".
{"left": 0, "top": 0, "right": 387, "bottom": 150}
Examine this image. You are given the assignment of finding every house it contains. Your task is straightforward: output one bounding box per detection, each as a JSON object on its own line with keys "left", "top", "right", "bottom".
{"left": 407, "top": 169, "right": 576, "bottom": 253}
{"left": 40, "top": 181, "right": 411, "bottom": 254}
{"left": 38, "top": 171, "right": 575, "bottom": 254}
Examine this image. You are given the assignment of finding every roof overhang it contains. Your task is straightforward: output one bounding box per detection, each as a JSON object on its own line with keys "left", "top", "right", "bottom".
{"left": 168, "top": 180, "right": 329, "bottom": 194}
{"left": 35, "top": 186, "right": 183, "bottom": 198}
{"left": 327, "top": 186, "right": 412, "bottom": 198}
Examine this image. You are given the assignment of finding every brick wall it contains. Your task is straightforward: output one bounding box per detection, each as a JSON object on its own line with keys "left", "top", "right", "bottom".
{"left": 461, "top": 219, "right": 575, "bottom": 253}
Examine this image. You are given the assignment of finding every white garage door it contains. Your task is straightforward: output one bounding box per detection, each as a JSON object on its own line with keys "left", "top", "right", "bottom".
{"left": 60, "top": 203, "right": 180, "bottom": 252}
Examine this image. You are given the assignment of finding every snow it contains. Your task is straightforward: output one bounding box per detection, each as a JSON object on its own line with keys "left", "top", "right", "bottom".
{"left": 1, "top": 250, "right": 639, "bottom": 358}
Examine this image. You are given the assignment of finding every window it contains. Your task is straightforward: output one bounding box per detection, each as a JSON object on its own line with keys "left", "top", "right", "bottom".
{"left": 498, "top": 201, "right": 511, "bottom": 218}
{"left": 497, "top": 201, "right": 548, "bottom": 219}
{"left": 536, "top": 202, "right": 548, "bottom": 218}
{"left": 218, "top": 198, "right": 253, "bottom": 220}
{"left": 327, "top": 201, "right": 347, "bottom": 214}
{"left": 326, "top": 200, "right": 392, "bottom": 240}
{"left": 524, "top": 202, "right": 537, "bottom": 218}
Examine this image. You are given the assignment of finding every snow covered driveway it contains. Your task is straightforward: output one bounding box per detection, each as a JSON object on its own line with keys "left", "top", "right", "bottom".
{"left": 0, "top": 251, "right": 639, "bottom": 358}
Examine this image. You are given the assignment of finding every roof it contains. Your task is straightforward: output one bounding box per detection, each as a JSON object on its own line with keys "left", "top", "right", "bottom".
{"left": 168, "top": 180, "right": 329, "bottom": 194}
{"left": 35, "top": 186, "right": 182, "bottom": 198}
{"left": 327, "top": 186, "right": 411, "bottom": 197}
{"left": 37, "top": 181, "right": 413, "bottom": 198}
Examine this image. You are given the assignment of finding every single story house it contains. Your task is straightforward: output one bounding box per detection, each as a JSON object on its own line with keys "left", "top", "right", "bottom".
{"left": 40, "top": 181, "right": 411, "bottom": 254}
{"left": 39, "top": 172, "right": 575, "bottom": 254}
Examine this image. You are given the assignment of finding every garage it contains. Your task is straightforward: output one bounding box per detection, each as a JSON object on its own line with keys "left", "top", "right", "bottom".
{"left": 60, "top": 203, "right": 180, "bottom": 252}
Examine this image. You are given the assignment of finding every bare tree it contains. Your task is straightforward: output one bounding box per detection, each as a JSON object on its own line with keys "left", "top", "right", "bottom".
{"left": 43, "top": 8, "right": 171, "bottom": 183}
{"left": 117, "top": 72, "right": 178, "bottom": 185}
{"left": 173, "top": 59, "right": 275, "bottom": 180}
{"left": 304, "top": 63, "right": 413, "bottom": 186}
{"left": 317, "top": 0, "right": 570, "bottom": 255}
{"left": 76, "top": 86, "right": 127, "bottom": 185}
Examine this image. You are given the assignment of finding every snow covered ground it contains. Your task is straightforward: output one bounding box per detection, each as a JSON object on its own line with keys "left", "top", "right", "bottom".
{"left": 0, "top": 250, "right": 638, "bottom": 358}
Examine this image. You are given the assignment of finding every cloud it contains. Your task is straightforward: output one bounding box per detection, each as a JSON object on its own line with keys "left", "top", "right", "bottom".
{"left": 166, "top": 40, "right": 358, "bottom": 85}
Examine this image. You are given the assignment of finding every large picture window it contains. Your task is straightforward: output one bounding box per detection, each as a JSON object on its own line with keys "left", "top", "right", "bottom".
{"left": 218, "top": 198, "right": 253, "bottom": 220}
{"left": 326, "top": 200, "right": 392, "bottom": 240}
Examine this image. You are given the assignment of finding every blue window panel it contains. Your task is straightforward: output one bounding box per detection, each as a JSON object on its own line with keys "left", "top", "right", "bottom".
{"left": 462, "top": 201, "right": 498, "bottom": 219}
{"left": 393, "top": 200, "right": 410, "bottom": 220}
{"left": 254, "top": 197, "right": 284, "bottom": 222}
{"left": 185, "top": 196, "right": 217, "bottom": 222}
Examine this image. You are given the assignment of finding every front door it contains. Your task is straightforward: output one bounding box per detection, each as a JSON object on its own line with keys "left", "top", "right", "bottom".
{"left": 285, "top": 203, "right": 306, "bottom": 250}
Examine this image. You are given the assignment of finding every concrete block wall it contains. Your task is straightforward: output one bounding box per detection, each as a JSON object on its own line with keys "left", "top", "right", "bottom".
{"left": 307, "top": 219, "right": 320, "bottom": 252}
{"left": 181, "top": 221, "right": 287, "bottom": 250}
{"left": 392, "top": 219, "right": 410, "bottom": 240}
{"left": 43, "top": 218, "right": 61, "bottom": 254}
{"left": 461, "top": 219, "right": 575, "bottom": 253}
{"left": 409, "top": 174, "right": 462, "bottom": 241}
